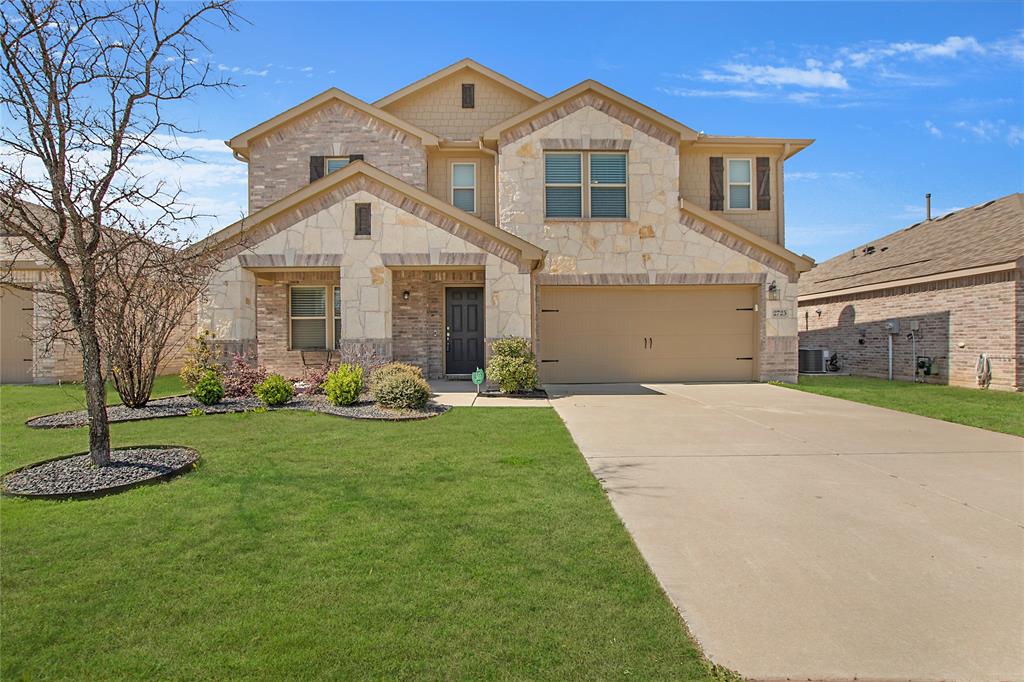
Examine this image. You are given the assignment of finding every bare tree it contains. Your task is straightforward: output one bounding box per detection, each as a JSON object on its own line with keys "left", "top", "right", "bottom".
{"left": 0, "top": 0, "right": 239, "bottom": 465}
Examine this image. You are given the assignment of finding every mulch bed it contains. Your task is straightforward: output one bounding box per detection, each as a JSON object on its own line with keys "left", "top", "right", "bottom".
{"left": 26, "top": 394, "right": 449, "bottom": 429}
{"left": 1, "top": 446, "right": 199, "bottom": 500}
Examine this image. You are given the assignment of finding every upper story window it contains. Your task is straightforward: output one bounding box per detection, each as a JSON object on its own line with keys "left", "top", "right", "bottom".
{"left": 727, "top": 158, "right": 752, "bottom": 210}
{"left": 545, "top": 152, "right": 628, "bottom": 219}
{"left": 461, "top": 83, "right": 475, "bottom": 108}
{"left": 325, "top": 157, "right": 350, "bottom": 174}
{"left": 451, "top": 162, "right": 476, "bottom": 213}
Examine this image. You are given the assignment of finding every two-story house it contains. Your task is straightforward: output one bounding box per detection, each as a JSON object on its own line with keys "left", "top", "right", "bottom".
{"left": 198, "top": 59, "right": 814, "bottom": 383}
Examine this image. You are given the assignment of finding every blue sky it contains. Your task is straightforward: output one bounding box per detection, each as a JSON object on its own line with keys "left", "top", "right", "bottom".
{"left": 169, "top": 1, "right": 1023, "bottom": 261}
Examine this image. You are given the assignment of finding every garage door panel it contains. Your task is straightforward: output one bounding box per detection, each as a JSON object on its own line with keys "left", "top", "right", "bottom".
{"left": 539, "top": 285, "right": 756, "bottom": 383}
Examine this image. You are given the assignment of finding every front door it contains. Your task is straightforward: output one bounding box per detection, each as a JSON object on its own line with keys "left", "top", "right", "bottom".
{"left": 445, "top": 287, "right": 484, "bottom": 375}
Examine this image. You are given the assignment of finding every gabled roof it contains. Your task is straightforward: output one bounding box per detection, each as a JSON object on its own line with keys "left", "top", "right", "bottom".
{"left": 226, "top": 88, "right": 440, "bottom": 160}
{"left": 373, "top": 58, "right": 544, "bottom": 109}
{"left": 196, "top": 161, "right": 545, "bottom": 265}
{"left": 483, "top": 80, "right": 700, "bottom": 142}
{"left": 680, "top": 199, "right": 815, "bottom": 273}
{"left": 799, "top": 193, "right": 1024, "bottom": 299}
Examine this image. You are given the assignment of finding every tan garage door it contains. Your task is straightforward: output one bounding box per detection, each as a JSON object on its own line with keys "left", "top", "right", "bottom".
{"left": 538, "top": 285, "right": 757, "bottom": 383}
{"left": 1, "top": 285, "right": 34, "bottom": 384}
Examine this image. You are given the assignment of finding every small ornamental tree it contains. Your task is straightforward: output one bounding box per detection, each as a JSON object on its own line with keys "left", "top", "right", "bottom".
{"left": 0, "top": 0, "right": 240, "bottom": 465}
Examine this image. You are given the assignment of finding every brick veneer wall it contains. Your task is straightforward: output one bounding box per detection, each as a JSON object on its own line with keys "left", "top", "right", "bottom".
{"left": 246, "top": 101, "right": 428, "bottom": 213}
{"left": 255, "top": 271, "right": 340, "bottom": 378}
{"left": 391, "top": 269, "right": 485, "bottom": 378}
{"left": 798, "top": 270, "right": 1021, "bottom": 391}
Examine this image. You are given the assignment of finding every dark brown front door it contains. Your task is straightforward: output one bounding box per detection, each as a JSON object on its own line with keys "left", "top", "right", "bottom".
{"left": 445, "top": 287, "right": 484, "bottom": 374}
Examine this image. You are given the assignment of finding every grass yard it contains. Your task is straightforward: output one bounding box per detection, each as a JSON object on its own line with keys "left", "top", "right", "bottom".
{"left": 782, "top": 375, "right": 1024, "bottom": 437}
{"left": 0, "top": 378, "right": 718, "bottom": 680}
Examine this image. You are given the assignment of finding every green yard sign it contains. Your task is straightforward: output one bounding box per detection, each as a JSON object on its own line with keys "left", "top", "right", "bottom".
{"left": 471, "top": 367, "right": 485, "bottom": 388}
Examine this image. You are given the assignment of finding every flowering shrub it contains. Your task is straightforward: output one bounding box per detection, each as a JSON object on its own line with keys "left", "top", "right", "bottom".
{"left": 222, "top": 353, "right": 267, "bottom": 398}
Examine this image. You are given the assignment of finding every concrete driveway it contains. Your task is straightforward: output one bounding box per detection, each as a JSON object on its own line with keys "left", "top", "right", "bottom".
{"left": 547, "top": 383, "right": 1024, "bottom": 682}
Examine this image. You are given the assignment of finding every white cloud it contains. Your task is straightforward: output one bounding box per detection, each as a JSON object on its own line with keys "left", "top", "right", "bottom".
{"left": 216, "top": 63, "right": 240, "bottom": 73}
{"left": 242, "top": 68, "right": 268, "bottom": 77}
{"left": 702, "top": 63, "right": 849, "bottom": 89}
{"left": 1008, "top": 125, "right": 1023, "bottom": 147}
{"left": 924, "top": 120, "right": 942, "bottom": 138}
{"left": 845, "top": 35, "right": 986, "bottom": 68}
{"left": 148, "top": 134, "right": 232, "bottom": 155}
{"left": 955, "top": 119, "right": 1000, "bottom": 141}
{"left": 656, "top": 86, "right": 766, "bottom": 99}
{"left": 300, "top": 66, "right": 313, "bottom": 72}
{"left": 787, "top": 171, "right": 860, "bottom": 182}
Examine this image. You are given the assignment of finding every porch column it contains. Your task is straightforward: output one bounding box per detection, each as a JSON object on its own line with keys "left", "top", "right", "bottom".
{"left": 338, "top": 261, "right": 393, "bottom": 362}
{"left": 485, "top": 256, "right": 532, "bottom": 346}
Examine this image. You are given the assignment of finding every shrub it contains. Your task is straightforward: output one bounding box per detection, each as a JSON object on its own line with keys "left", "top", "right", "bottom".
{"left": 192, "top": 369, "right": 225, "bottom": 406}
{"left": 371, "top": 371, "right": 431, "bottom": 410}
{"left": 486, "top": 336, "right": 538, "bottom": 393}
{"left": 223, "top": 353, "right": 267, "bottom": 398}
{"left": 254, "top": 373, "right": 294, "bottom": 406}
{"left": 180, "top": 329, "right": 220, "bottom": 390}
{"left": 371, "top": 362, "right": 423, "bottom": 389}
{"left": 188, "top": 407, "right": 205, "bottom": 417}
{"left": 301, "top": 364, "right": 334, "bottom": 395}
{"left": 322, "top": 364, "right": 364, "bottom": 406}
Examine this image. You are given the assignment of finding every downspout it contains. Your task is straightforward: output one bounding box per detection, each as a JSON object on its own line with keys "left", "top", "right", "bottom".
{"left": 778, "top": 143, "right": 788, "bottom": 245}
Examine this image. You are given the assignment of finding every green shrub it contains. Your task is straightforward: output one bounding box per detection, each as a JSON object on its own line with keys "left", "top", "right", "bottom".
{"left": 371, "top": 362, "right": 423, "bottom": 388}
{"left": 254, "top": 373, "right": 294, "bottom": 406}
{"left": 188, "top": 407, "right": 205, "bottom": 417}
{"left": 486, "top": 336, "right": 538, "bottom": 393}
{"left": 371, "top": 371, "right": 431, "bottom": 410}
{"left": 192, "top": 369, "right": 225, "bottom": 406}
{"left": 180, "top": 330, "right": 221, "bottom": 389}
{"left": 323, "top": 364, "right": 364, "bottom": 406}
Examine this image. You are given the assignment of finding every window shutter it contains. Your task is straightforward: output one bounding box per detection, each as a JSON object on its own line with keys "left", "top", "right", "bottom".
{"left": 462, "top": 83, "right": 475, "bottom": 108}
{"left": 310, "top": 156, "right": 325, "bottom": 183}
{"left": 355, "top": 203, "right": 371, "bottom": 236}
{"left": 348, "top": 154, "right": 364, "bottom": 162}
{"left": 756, "top": 157, "right": 770, "bottom": 210}
{"left": 709, "top": 157, "right": 724, "bottom": 211}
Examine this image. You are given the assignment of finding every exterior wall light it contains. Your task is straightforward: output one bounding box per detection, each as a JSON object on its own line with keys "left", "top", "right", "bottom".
{"left": 402, "top": 290, "right": 411, "bottom": 301}
{"left": 767, "top": 280, "right": 780, "bottom": 301}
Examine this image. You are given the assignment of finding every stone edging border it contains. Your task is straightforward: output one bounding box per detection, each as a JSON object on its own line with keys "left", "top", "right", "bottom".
{"left": 1, "top": 445, "right": 201, "bottom": 502}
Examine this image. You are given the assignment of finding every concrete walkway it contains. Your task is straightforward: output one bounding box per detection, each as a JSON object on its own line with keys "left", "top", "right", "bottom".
{"left": 429, "top": 380, "right": 551, "bottom": 407}
{"left": 547, "top": 382, "right": 1024, "bottom": 682}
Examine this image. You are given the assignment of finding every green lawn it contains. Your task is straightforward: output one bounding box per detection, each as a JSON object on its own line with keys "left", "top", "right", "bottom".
{"left": 781, "top": 375, "right": 1024, "bottom": 437}
{"left": 1, "top": 378, "right": 720, "bottom": 680}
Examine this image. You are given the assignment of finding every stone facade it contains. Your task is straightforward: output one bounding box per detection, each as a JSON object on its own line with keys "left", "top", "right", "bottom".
{"left": 496, "top": 98, "right": 800, "bottom": 382}
{"left": 798, "top": 270, "right": 1022, "bottom": 391}
{"left": 247, "top": 101, "right": 428, "bottom": 212}
{"left": 380, "top": 70, "right": 537, "bottom": 140}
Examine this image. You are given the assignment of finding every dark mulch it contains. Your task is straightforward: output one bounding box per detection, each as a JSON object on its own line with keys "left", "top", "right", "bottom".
{"left": 478, "top": 388, "right": 549, "bottom": 399}
{"left": 26, "top": 394, "right": 449, "bottom": 429}
{"left": 1, "top": 447, "right": 199, "bottom": 499}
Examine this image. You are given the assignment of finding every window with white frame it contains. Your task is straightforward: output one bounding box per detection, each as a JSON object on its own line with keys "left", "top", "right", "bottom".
{"left": 589, "top": 153, "right": 627, "bottom": 218}
{"left": 333, "top": 286, "right": 342, "bottom": 349}
{"left": 325, "top": 157, "right": 350, "bottom": 175}
{"left": 451, "top": 162, "right": 476, "bottom": 213}
{"left": 545, "top": 152, "right": 583, "bottom": 218}
{"left": 290, "top": 286, "right": 327, "bottom": 350}
{"left": 727, "top": 158, "right": 752, "bottom": 210}
{"left": 545, "top": 151, "right": 628, "bottom": 219}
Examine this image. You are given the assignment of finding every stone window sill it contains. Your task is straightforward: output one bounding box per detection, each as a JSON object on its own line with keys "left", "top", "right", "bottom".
{"left": 544, "top": 218, "right": 632, "bottom": 224}
{"left": 353, "top": 234, "right": 372, "bottom": 240}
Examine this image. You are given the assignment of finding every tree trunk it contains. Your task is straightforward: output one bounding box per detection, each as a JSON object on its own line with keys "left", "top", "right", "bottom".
{"left": 80, "top": 327, "right": 111, "bottom": 467}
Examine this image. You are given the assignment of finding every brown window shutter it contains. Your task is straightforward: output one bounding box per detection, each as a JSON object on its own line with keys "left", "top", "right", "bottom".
{"left": 348, "top": 154, "right": 364, "bottom": 162}
{"left": 709, "top": 157, "right": 724, "bottom": 211}
{"left": 756, "top": 157, "right": 771, "bottom": 210}
{"left": 462, "top": 83, "right": 475, "bottom": 108}
{"left": 309, "top": 156, "right": 325, "bottom": 183}
{"left": 355, "top": 203, "right": 371, "bottom": 236}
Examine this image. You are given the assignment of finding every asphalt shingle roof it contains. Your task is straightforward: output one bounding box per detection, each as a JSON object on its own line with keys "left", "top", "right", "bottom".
{"left": 798, "top": 193, "right": 1024, "bottom": 297}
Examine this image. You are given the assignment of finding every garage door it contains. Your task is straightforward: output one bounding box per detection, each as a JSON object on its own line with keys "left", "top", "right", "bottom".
{"left": 1, "top": 285, "right": 34, "bottom": 384}
{"left": 538, "top": 285, "right": 756, "bottom": 383}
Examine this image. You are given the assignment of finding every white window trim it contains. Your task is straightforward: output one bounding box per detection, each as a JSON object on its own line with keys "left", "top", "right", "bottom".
{"left": 544, "top": 151, "right": 630, "bottom": 220}
{"left": 544, "top": 151, "right": 584, "bottom": 219}
{"left": 289, "top": 285, "right": 329, "bottom": 351}
{"left": 588, "top": 152, "right": 629, "bottom": 219}
{"left": 450, "top": 161, "right": 477, "bottom": 214}
{"left": 325, "top": 157, "right": 350, "bottom": 175}
{"left": 725, "top": 157, "right": 754, "bottom": 212}
{"left": 333, "top": 285, "right": 342, "bottom": 350}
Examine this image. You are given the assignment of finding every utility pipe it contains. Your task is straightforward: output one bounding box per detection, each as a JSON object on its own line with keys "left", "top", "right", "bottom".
{"left": 888, "top": 334, "right": 893, "bottom": 381}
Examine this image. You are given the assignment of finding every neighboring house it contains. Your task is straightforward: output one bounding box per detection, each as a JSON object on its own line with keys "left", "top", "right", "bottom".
{"left": 198, "top": 58, "right": 816, "bottom": 383}
{"left": 798, "top": 193, "right": 1023, "bottom": 391}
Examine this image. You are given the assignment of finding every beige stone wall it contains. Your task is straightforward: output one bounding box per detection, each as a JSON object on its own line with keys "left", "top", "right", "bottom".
{"left": 246, "top": 101, "right": 428, "bottom": 212}
{"left": 798, "top": 270, "right": 1022, "bottom": 391}
{"left": 201, "top": 188, "right": 532, "bottom": 378}
{"left": 426, "top": 150, "right": 496, "bottom": 225}
{"left": 680, "top": 146, "right": 783, "bottom": 244}
{"left": 380, "top": 70, "right": 537, "bottom": 140}
{"left": 496, "top": 101, "right": 799, "bottom": 381}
